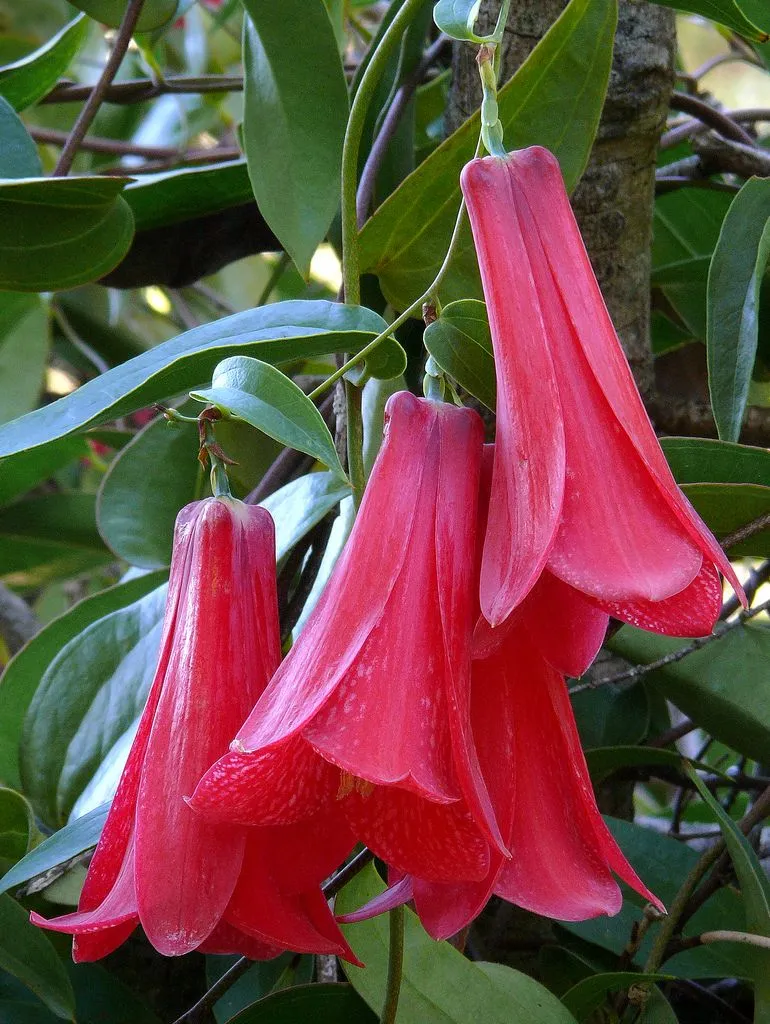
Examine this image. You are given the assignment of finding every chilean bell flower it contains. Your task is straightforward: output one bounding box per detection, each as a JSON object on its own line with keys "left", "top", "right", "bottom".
{"left": 342, "top": 623, "right": 664, "bottom": 937}
{"left": 32, "top": 496, "right": 356, "bottom": 963}
{"left": 191, "top": 391, "right": 505, "bottom": 884}
{"left": 340, "top": 452, "right": 662, "bottom": 937}
{"left": 460, "top": 146, "right": 744, "bottom": 641}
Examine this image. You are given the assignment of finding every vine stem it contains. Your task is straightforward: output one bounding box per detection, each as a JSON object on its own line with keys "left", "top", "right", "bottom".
{"left": 642, "top": 841, "right": 724, "bottom": 975}
{"left": 309, "top": 186, "right": 474, "bottom": 405}
{"left": 340, "top": 0, "right": 429, "bottom": 305}
{"left": 381, "top": 906, "right": 405, "bottom": 1024}
{"left": 53, "top": 0, "right": 147, "bottom": 176}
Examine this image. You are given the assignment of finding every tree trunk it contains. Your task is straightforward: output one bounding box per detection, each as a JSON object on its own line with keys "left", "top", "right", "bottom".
{"left": 448, "top": 0, "right": 676, "bottom": 400}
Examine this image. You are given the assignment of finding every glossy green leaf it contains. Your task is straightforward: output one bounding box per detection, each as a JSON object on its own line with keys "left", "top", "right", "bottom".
{"left": 638, "top": 987, "right": 679, "bottom": 1023}
{"left": 423, "top": 299, "right": 495, "bottom": 409}
{"left": 658, "top": 437, "right": 770, "bottom": 555}
{"left": 260, "top": 472, "right": 352, "bottom": 563}
{"left": 0, "top": 803, "right": 108, "bottom": 896}
{"left": 241, "top": 0, "right": 348, "bottom": 274}
{"left": 292, "top": 495, "right": 355, "bottom": 637}
{"left": 359, "top": 335, "right": 408, "bottom": 382}
{"left": 571, "top": 683, "right": 649, "bottom": 750}
{"left": 0, "top": 177, "right": 134, "bottom": 293}
{"left": 0, "top": 788, "right": 33, "bottom": 874}
{"left": 652, "top": 190, "right": 732, "bottom": 341}
{"left": 585, "top": 746, "right": 722, "bottom": 785}
{"left": 561, "top": 972, "right": 673, "bottom": 1021}
{"left": 0, "top": 301, "right": 387, "bottom": 459}
{"left": 21, "top": 584, "right": 168, "bottom": 826}
{"left": 0, "top": 1002, "right": 59, "bottom": 1024}
{"left": 689, "top": 791, "right": 770, "bottom": 1023}
{"left": 359, "top": 0, "right": 617, "bottom": 308}
{"left": 563, "top": 818, "right": 766, "bottom": 980}
{"left": 67, "top": 0, "right": 178, "bottom": 32}
{"left": 207, "top": 953, "right": 314, "bottom": 1024}
{"left": 229, "top": 984, "right": 376, "bottom": 1024}
{"left": 650, "top": 0, "right": 768, "bottom": 40}
{"left": 616, "top": 623, "right": 770, "bottom": 771}
{"left": 0, "top": 571, "right": 165, "bottom": 791}
{"left": 679, "top": 481, "right": 770, "bottom": 557}
{"left": 97, "top": 416, "right": 202, "bottom": 569}
{"left": 689, "top": 768, "right": 770, "bottom": 1022}
{"left": 0, "top": 294, "right": 48, "bottom": 425}
{"left": 68, "top": 963, "right": 162, "bottom": 1024}
{"left": 661, "top": 435, "right": 770, "bottom": 486}
{"left": 0, "top": 895, "right": 74, "bottom": 1020}
{"left": 339, "top": 863, "right": 578, "bottom": 1023}
{"left": 707, "top": 178, "right": 770, "bottom": 442}
{"left": 0, "top": 494, "right": 111, "bottom": 589}
{"left": 0, "top": 15, "right": 89, "bottom": 112}
{"left": 0, "top": 98, "right": 41, "bottom": 178}
{"left": 192, "top": 356, "right": 346, "bottom": 479}
{"left": 433, "top": 0, "right": 484, "bottom": 41}
{"left": 689, "top": 768, "right": 770, "bottom": 935}
{"left": 124, "top": 161, "right": 253, "bottom": 232}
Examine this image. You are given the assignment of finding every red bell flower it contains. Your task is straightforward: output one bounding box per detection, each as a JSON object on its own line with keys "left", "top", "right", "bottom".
{"left": 460, "top": 146, "right": 743, "bottom": 637}
{"left": 342, "top": 603, "right": 663, "bottom": 939}
{"left": 32, "top": 496, "right": 355, "bottom": 962}
{"left": 192, "top": 392, "right": 504, "bottom": 883}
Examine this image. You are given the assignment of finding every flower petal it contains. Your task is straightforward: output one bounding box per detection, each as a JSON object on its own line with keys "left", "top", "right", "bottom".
{"left": 509, "top": 146, "right": 743, "bottom": 604}
{"left": 461, "top": 157, "right": 566, "bottom": 625}
{"left": 472, "top": 629, "right": 656, "bottom": 920}
{"left": 226, "top": 828, "right": 358, "bottom": 961}
{"left": 595, "top": 559, "right": 723, "bottom": 637}
{"left": 343, "top": 786, "right": 490, "bottom": 883}
{"left": 502, "top": 186, "right": 703, "bottom": 603}
{"left": 337, "top": 874, "right": 414, "bottom": 924}
{"left": 229, "top": 394, "right": 431, "bottom": 758}
{"left": 31, "top": 836, "right": 139, "bottom": 962}
{"left": 196, "top": 920, "right": 280, "bottom": 960}
{"left": 474, "top": 570, "right": 609, "bottom": 677}
{"left": 135, "top": 499, "right": 280, "bottom": 955}
{"left": 191, "top": 737, "right": 340, "bottom": 827}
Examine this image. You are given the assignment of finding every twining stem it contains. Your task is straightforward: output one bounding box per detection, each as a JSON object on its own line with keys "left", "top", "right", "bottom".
{"left": 642, "top": 842, "right": 724, "bottom": 975}
{"left": 256, "top": 252, "right": 291, "bottom": 307}
{"left": 309, "top": 187, "right": 474, "bottom": 404}
{"left": 53, "top": 0, "right": 146, "bottom": 176}
{"left": 345, "top": 380, "right": 367, "bottom": 508}
{"left": 341, "top": 0, "right": 429, "bottom": 305}
{"left": 381, "top": 906, "right": 405, "bottom": 1024}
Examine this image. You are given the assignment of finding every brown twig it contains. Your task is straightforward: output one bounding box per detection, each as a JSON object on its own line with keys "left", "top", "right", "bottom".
{"left": 668, "top": 91, "right": 756, "bottom": 146}
{"left": 53, "top": 0, "right": 147, "bottom": 176}
{"left": 720, "top": 511, "right": 770, "bottom": 553}
{"left": 356, "top": 34, "right": 449, "bottom": 226}
{"left": 42, "top": 74, "right": 243, "bottom": 106}
{"left": 646, "top": 718, "right": 697, "bottom": 749}
{"left": 572, "top": 599, "right": 770, "bottom": 693}
{"left": 693, "top": 132, "right": 770, "bottom": 178}
{"left": 101, "top": 145, "right": 241, "bottom": 175}
{"left": 721, "top": 560, "right": 770, "bottom": 620}
{"left": 30, "top": 127, "right": 180, "bottom": 159}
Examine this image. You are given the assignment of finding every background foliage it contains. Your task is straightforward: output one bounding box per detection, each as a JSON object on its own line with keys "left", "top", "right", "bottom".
{"left": 1, "top": 0, "right": 770, "bottom": 1021}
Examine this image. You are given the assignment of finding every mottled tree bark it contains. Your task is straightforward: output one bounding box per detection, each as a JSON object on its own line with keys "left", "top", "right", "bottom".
{"left": 448, "top": 0, "right": 676, "bottom": 400}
